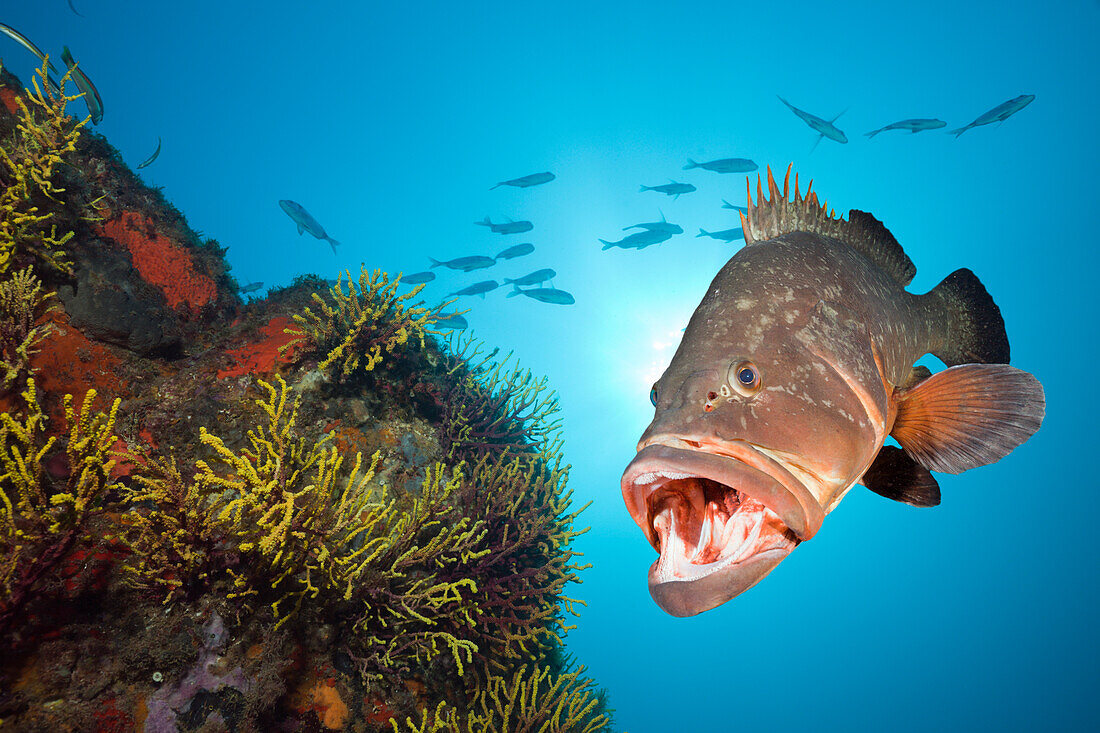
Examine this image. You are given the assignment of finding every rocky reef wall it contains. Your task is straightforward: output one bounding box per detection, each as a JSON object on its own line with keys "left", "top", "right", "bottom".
{"left": 0, "top": 63, "right": 612, "bottom": 732}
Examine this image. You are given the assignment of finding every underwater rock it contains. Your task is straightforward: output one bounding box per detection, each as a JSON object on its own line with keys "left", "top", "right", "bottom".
{"left": 0, "top": 65, "right": 615, "bottom": 731}
{"left": 56, "top": 238, "right": 184, "bottom": 355}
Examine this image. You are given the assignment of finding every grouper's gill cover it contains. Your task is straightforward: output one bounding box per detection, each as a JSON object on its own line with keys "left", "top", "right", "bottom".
{"left": 621, "top": 166, "right": 1045, "bottom": 617}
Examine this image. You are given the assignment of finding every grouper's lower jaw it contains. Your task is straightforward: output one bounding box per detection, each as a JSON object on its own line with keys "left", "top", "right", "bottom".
{"left": 649, "top": 547, "right": 793, "bottom": 617}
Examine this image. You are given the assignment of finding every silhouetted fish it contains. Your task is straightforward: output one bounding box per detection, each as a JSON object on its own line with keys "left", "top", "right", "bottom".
{"left": 777, "top": 96, "right": 847, "bottom": 150}
{"left": 683, "top": 158, "right": 758, "bottom": 173}
{"left": 476, "top": 217, "right": 533, "bottom": 234}
{"left": 448, "top": 280, "right": 499, "bottom": 298}
{"left": 599, "top": 229, "right": 673, "bottom": 251}
{"left": 623, "top": 211, "right": 682, "bottom": 234}
{"left": 495, "top": 243, "right": 534, "bottom": 260}
{"left": 696, "top": 227, "right": 745, "bottom": 243}
{"left": 949, "top": 95, "right": 1035, "bottom": 138}
{"left": 61, "top": 45, "right": 102, "bottom": 124}
{"left": 621, "top": 166, "right": 1044, "bottom": 618}
{"left": 239, "top": 281, "right": 263, "bottom": 293}
{"left": 0, "top": 23, "right": 61, "bottom": 94}
{"left": 401, "top": 271, "right": 436, "bottom": 285}
{"left": 503, "top": 268, "right": 556, "bottom": 290}
{"left": 722, "top": 200, "right": 748, "bottom": 213}
{"left": 640, "top": 182, "right": 696, "bottom": 199}
{"left": 435, "top": 313, "right": 468, "bottom": 330}
{"left": 490, "top": 171, "right": 555, "bottom": 190}
{"left": 864, "top": 118, "right": 946, "bottom": 138}
{"left": 137, "top": 137, "right": 162, "bottom": 169}
{"left": 429, "top": 255, "right": 496, "bottom": 272}
{"left": 512, "top": 287, "right": 574, "bottom": 305}
{"left": 279, "top": 200, "right": 340, "bottom": 255}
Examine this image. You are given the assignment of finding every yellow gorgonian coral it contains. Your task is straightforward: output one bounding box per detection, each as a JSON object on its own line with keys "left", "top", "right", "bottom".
{"left": 394, "top": 664, "right": 612, "bottom": 733}
{"left": 0, "top": 266, "right": 57, "bottom": 390}
{"left": 0, "top": 379, "right": 120, "bottom": 631}
{"left": 281, "top": 267, "right": 453, "bottom": 380}
{"left": 0, "top": 59, "right": 85, "bottom": 274}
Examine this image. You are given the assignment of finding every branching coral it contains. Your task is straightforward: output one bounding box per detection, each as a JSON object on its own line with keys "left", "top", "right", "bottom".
{"left": 346, "top": 445, "right": 591, "bottom": 690}
{"left": 124, "top": 375, "right": 381, "bottom": 624}
{"left": 0, "top": 379, "right": 121, "bottom": 632}
{"left": 195, "top": 376, "right": 389, "bottom": 627}
{"left": 281, "top": 267, "right": 453, "bottom": 382}
{"left": 124, "top": 373, "right": 591, "bottom": 695}
{"left": 0, "top": 59, "right": 85, "bottom": 274}
{"left": 0, "top": 266, "right": 56, "bottom": 390}
{"left": 441, "top": 333, "right": 562, "bottom": 463}
{"left": 120, "top": 452, "right": 224, "bottom": 604}
{"left": 395, "top": 664, "right": 612, "bottom": 733}
{"left": 465, "top": 453, "right": 589, "bottom": 661}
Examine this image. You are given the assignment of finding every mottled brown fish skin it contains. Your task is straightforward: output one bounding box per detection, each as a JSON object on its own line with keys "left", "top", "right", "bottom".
{"left": 641, "top": 231, "right": 939, "bottom": 529}
{"left": 621, "top": 166, "right": 1044, "bottom": 617}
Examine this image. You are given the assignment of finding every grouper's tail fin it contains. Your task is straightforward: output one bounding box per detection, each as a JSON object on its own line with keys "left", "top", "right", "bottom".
{"left": 929, "top": 268, "right": 1009, "bottom": 366}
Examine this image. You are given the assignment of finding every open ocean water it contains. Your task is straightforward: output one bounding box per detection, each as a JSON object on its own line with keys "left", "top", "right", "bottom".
{"left": 5, "top": 1, "right": 1096, "bottom": 730}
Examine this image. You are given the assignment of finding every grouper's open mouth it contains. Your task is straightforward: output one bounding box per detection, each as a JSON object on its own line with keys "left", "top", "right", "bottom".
{"left": 621, "top": 441, "right": 824, "bottom": 617}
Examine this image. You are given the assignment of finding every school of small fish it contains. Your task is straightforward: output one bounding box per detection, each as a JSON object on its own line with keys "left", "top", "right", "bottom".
{"left": 0, "top": 20, "right": 1036, "bottom": 333}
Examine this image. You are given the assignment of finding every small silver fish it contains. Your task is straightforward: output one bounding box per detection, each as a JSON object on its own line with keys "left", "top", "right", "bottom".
{"left": 0, "top": 24, "right": 61, "bottom": 94}
{"left": 600, "top": 229, "right": 673, "bottom": 251}
{"left": 435, "top": 313, "right": 468, "bottom": 330}
{"left": 623, "top": 211, "right": 683, "bottom": 234}
{"left": 503, "top": 268, "right": 556, "bottom": 290}
{"left": 476, "top": 216, "right": 533, "bottom": 234}
{"left": 400, "top": 270, "right": 437, "bottom": 285}
{"left": 495, "top": 243, "right": 534, "bottom": 260}
{"left": 449, "top": 280, "right": 499, "bottom": 298}
{"left": 777, "top": 96, "right": 847, "bottom": 150}
{"left": 696, "top": 227, "right": 745, "bottom": 243}
{"left": 137, "top": 137, "right": 162, "bottom": 169}
{"left": 490, "top": 171, "right": 555, "bottom": 190}
{"left": 949, "top": 95, "right": 1035, "bottom": 138}
{"left": 239, "top": 281, "right": 264, "bottom": 293}
{"left": 61, "top": 45, "right": 102, "bottom": 125}
{"left": 511, "top": 287, "right": 575, "bottom": 305}
{"left": 721, "top": 200, "right": 749, "bottom": 213}
{"left": 640, "top": 182, "right": 696, "bottom": 199}
{"left": 683, "top": 158, "right": 758, "bottom": 174}
{"left": 429, "top": 255, "right": 496, "bottom": 272}
{"left": 864, "top": 118, "right": 947, "bottom": 138}
{"left": 278, "top": 200, "right": 340, "bottom": 255}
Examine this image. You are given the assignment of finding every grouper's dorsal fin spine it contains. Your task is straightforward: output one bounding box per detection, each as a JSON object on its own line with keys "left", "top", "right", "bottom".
{"left": 740, "top": 164, "right": 917, "bottom": 287}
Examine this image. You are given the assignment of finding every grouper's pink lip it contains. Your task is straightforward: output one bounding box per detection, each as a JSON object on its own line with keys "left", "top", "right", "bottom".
{"left": 621, "top": 441, "right": 824, "bottom": 542}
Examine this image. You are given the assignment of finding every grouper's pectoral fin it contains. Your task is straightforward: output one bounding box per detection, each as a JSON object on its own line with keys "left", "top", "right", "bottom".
{"left": 861, "top": 446, "right": 940, "bottom": 507}
{"left": 892, "top": 363, "right": 1045, "bottom": 475}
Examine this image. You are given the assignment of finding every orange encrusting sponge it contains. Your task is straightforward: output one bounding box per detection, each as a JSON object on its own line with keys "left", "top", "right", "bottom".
{"left": 97, "top": 211, "right": 218, "bottom": 313}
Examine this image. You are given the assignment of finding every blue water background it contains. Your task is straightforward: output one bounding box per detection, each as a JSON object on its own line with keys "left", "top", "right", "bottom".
{"left": 7, "top": 2, "right": 1098, "bottom": 730}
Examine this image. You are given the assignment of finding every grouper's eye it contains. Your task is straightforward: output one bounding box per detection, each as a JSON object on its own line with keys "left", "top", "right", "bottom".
{"left": 649, "top": 385, "right": 658, "bottom": 407}
{"left": 728, "top": 360, "right": 762, "bottom": 396}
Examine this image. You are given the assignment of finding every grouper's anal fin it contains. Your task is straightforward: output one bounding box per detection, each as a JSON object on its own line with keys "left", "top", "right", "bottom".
{"left": 740, "top": 164, "right": 917, "bottom": 286}
{"left": 861, "top": 446, "right": 941, "bottom": 507}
